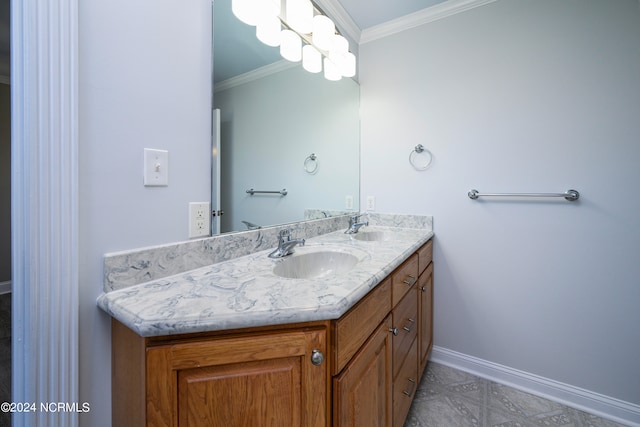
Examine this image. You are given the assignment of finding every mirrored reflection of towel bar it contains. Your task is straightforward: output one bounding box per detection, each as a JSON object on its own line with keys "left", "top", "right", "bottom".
{"left": 246, "top": 189, "right": 288, "bottom": 196}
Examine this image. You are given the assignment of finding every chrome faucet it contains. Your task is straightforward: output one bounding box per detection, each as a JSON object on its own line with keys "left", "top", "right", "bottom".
{"left": 344, "top": 214, "right": 369, "bottom": 234}
{"left": 268, "top": 229, "right": 305, "bottom": 258}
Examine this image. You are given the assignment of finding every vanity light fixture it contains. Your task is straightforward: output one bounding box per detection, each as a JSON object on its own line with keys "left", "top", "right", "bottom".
{"left": 231, "top": 0, "right": 356, "bottom": 81}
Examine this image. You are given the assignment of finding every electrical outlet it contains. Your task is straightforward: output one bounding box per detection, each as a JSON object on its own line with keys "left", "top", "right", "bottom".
{"left": 189, "top": 202, "right": 210, "bottom": 238}
{"left": 345, "top": 195, "right": 354, "bottom": 210}
{"left": 366, "top": 196, "right": 376, "bottom": 211}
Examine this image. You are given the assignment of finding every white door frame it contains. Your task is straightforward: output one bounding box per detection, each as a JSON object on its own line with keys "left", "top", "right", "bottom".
{"left": 11, "top": 1, "right": 79, "bottom": 426}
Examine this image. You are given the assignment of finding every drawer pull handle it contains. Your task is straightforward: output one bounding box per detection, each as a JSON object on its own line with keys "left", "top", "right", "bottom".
{"left": 403, "top": 318, "right": 416, "bottom": 333}
{"left": 310, "top": 349, "right": 325, "bottom": 366}
{"left": 402, "top": 378, "right": 416, "bottom": 397}
{"left": 389, "top": 327, "right": 398, "bottom": 336}
{"left": 403, "top": 275, "right": 417, "bottom": 287}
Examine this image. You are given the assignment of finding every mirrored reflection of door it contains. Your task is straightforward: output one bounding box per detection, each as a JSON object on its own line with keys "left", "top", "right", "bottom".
{"left": 211, "top": 108, "right": 221, "bottom": 235}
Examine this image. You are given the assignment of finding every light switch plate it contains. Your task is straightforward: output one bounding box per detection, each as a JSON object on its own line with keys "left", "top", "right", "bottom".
{"left": 143, "top": 148, "right": 169, "bottom": 186}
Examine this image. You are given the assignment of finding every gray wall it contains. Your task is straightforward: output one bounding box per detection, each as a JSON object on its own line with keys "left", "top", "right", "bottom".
{"left": 77, "top": 0, "right": 212, "bottom": 424}
{"left": 360, "top": 0, "right": 640, "bottom": 405}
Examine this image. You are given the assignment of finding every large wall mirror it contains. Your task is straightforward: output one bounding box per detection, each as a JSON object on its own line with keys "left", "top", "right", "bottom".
{"left": 212, "top": 0, "right": 360, "bottom": 234}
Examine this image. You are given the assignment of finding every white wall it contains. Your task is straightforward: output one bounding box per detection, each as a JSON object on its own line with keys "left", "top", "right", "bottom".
{"left": 78, "top": 1, "right": 212, "bottom": 425}
{"left": 360, "top": 0, "right": 640, "bottom": 407}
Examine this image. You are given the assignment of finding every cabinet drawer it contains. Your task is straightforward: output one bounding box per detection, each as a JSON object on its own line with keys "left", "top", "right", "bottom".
{"left": 333, "top": 278, "right": 391, "bottom": 375}
{"left": 393, "top": 338, "right": 418, "bottom": 427}
{"left": 391, "top": 254, "right": 418, "bottom": 307}
{"left": 417, "top": 240, "right": 433, "bottom": 276}
{"left": 392, "top": 290, "right": 418, "bottom": 380}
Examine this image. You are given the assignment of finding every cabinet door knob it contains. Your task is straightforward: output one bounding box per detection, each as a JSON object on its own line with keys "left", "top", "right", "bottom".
{"left": 310, "top": 349, "right": 325, "bottom": 366}
{"left": 389, "top": 327, "right": 398, "bottom": 336}
{"left": 420, "top": 286, "right": 426, "bottom": 292}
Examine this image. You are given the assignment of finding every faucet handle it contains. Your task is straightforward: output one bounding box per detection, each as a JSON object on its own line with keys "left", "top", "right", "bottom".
{"left": 278, "top": 228, "right": 291, "bottom": 241}
{"left": 280, "top": 228, "right": 291, "bottom": 238}
{"left": 350, "top": 213, "right": 367, "bottom": 222}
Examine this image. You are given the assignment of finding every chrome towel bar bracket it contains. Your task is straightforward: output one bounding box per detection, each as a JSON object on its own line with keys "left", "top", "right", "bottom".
{"left": 468, "top": 189, "right": 579, "bottom": 201}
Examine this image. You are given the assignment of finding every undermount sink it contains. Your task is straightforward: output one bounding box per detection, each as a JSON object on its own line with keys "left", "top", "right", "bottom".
{"left": 352, "top": 230, "right": 388, "bottom": 242}
{"left": 272, "top": 248, "right": 362, "bottom": 279}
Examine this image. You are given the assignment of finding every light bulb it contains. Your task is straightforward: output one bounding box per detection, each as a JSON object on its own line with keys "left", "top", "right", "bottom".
{"left": 302, "top": 45, "right": 322, "bottom": 73}
{"left": 268, "top": 0, "right": 281, "bottom": 16}
{"left": 331, "top": 34, "right": 349, "bottom": 53}
{"left": 256, "top": 16, "right": 281, "bottom": 47}
{"left": 323, "top": 57, "right": 341, "bottom": 81}
{"left": 312, "top": 15, "right": 335, "bottom": 51}
{"left": 286, "top": 0, "right": 313, "bottom": 34}
{"left": 232, "top": 0, "right": 259, "bottom": 26}
{"left": 340, "top": 52, "right": 356, "bottom": 77}
{"left": 280, "top": 30, "right": 302, "bottom": 62}
{"left": 232, "top": 0, "right": 280, "bottom": 26}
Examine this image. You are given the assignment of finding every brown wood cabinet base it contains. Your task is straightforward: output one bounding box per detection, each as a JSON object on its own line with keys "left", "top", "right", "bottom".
{"left": 111, "top": 239, "right": 433, "bottom": 427}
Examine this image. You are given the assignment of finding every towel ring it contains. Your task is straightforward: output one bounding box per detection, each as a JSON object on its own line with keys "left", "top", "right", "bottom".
{"left": 304, "top": 153, "right": 319, "bottom": 174}
{"left": 409, "top": 144, "right": 433, "bottom": 171}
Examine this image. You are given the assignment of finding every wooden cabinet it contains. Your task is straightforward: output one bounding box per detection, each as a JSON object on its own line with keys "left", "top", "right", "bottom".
{"left": 391, "top": 254, "right": 418, "bottom": 307}
{"left": 332, "top": 277, "right": 391, "bottom": 375}
{"left": 113, "top": 322, "right": 329, "bottom": 427}
{"left": 417, "top": 240, "right": 434, "bottom": 377}
{"left": 111, "top": 238, "right": 433, "bottom": 427}
{"left": 332, "top": 239, "right": 433, "bottom": 427}
{"left": 418, "top": 263, "right": 434, "bottom": 376}
{"left": 392, "top": 339, "right": 418, "bottom": 427}
{"left": 389, "top": 256, "right": 420, "bottom": 427}
{"left": 333, "top": 316, "right": 393, "bottom": 427}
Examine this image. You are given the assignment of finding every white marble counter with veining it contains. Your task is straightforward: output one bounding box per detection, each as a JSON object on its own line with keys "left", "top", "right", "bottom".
{"left": 97, "top": 225, "right": 433, "bottom": 337}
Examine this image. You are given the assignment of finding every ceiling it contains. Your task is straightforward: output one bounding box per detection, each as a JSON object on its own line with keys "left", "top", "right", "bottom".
{"left": 334, "top": 0, "right": 448, "bottom": 30}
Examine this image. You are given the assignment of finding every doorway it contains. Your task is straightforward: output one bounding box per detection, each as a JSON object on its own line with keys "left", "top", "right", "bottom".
{"left": 0, "top": 0, "right": 11, "bottom": 425}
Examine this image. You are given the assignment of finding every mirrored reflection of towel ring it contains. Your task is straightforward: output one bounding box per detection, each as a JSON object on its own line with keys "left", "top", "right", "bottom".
{"left": 409, "top": 144, "right": 433, "bottom": 171}
{"left": 304, "top": 153, "right": 319, "bottom": 174}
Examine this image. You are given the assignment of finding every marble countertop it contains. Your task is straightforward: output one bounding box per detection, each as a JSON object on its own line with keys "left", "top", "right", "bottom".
{"left": 97, "top": 226, "right": 433, "bottom": 337}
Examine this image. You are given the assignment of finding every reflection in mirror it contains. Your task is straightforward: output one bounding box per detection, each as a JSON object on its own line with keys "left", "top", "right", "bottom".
{"left": 212, "top": 0, "right": 360, "bottom": 234}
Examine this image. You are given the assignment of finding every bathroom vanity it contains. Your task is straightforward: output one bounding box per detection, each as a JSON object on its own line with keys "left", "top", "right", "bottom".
{"left": 100, "top": 215, "right": 433, "bottom": 427}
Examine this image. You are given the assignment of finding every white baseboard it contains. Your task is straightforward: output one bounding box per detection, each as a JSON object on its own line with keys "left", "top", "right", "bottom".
{"left": 430, "top": 346, "right": 640, "bottom": 427}
{"left": 0, "top": 281, "right": 11, "bottom": 295}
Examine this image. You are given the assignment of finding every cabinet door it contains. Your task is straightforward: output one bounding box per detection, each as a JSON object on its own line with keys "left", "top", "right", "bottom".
{"left": 418, "top": 263, "right": 434, "bottom": 376}
{"left": 147, "top": 328, "right": 327, "bottom": 427}
{"left": 333, "top": 316, "right": 393, "bottom": 427}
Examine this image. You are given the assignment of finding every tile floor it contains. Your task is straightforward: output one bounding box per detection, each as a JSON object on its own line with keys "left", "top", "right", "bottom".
{"left": 405, "top": 361, "right": 630, "bottom": 427}
{"left": 0, "top": 295, "right": 631, "bottom": 427}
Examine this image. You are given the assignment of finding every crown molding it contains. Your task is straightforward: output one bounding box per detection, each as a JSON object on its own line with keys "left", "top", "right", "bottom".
{"left": 361, "top": 0, "right": 497, "bottom": 44}
{"left": 214, "top": 60, "right": 296, "bottom": 93}
{"left": 314, "top": 0, "right": 361, "bottom": 44}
